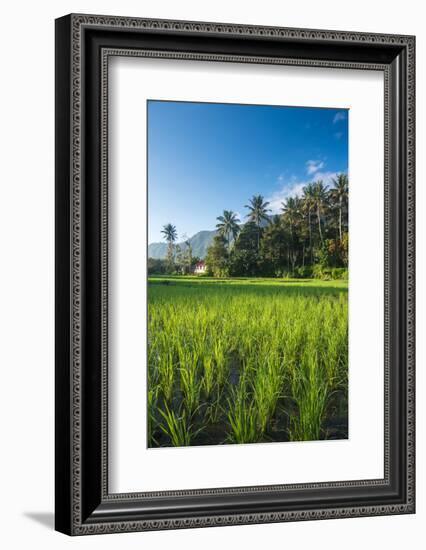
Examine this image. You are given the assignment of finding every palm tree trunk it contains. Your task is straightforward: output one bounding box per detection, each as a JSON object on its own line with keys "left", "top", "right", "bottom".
{"left": 258, "top": 224, "right": 261, "bottom": 252}
{"left": 339, "top": 197, "right": 342, "bottom": 241}
{"left": 167, "top": 241, "right": 174, "bottom": 272}
{"left": 317, "top": 206, "right": 323, "bottom": 243}
{"left": 308, "top": 210, "right": 312, "bottom": 264}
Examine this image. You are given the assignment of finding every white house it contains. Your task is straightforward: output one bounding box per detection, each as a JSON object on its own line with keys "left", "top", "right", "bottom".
{"left": 194, "top": 260, "right": 207, "bottom": 274}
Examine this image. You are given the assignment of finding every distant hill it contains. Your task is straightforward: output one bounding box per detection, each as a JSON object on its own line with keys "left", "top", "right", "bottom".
{"left": 148, "top": 230, "right": 216, "bottom": 260}
{"left": 148, "top": 216, "right": 274, "bottom": 260}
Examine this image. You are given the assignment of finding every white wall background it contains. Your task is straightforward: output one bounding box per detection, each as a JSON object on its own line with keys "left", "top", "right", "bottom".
{"left": 0, "top": 0, "right": 423, "bottom": 548}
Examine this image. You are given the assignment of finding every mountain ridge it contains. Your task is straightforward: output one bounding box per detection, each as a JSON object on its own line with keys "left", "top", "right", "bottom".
{"left": 148, "top": 229, "right": 216, "bottom": 260}
{"left": 148, "top": 217, "right": 273, "bottom": 260}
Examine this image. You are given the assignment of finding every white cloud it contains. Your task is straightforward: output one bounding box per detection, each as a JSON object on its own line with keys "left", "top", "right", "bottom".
{"left": 312, "top": 171, "right": 340, "bottom": 186}
{"left": 333, "top": 111, "right": 346, "bottom": 124}
{"left": 306, "top": 159, "right": 325, "bottom": 176}
{"left": 267, "top": 182, "right": 305, "bottom": 214}
{"left": 267, "top": 171, "right": 343, "bottom": 214}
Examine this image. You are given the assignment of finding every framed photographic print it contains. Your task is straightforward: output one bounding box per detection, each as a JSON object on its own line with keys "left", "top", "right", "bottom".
{"left": 55, "top": 14, "right": 415, "bottom": 535}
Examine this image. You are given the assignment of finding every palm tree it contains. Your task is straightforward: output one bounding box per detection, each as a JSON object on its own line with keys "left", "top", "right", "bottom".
{"left": 216, "top": 210, "right": 240, "bottom": 250}
{"left": 281, "top": 197, "right": 298, "bottom": 236}
{"left": 184, "top": 237, "right": 192, "bottom": 274}
{"left": 329, "top": 174, "right": 348, "bottom": 241}
{"left": 312, "top": 181, "right": 328, "bottom": 243}
{"left": 282, "top": 196, "right": 302, "bottom": 270}
{"left": 245, "top": 195, "right": 270, "bottom": 251}
{"left": 270, "top": 214, "right": 282, "bottom": 227}
{"left": 302, "top": 183, "right": 315, "bottom": 263}
{"left": 161, "top": 223, "right": 177, "bottom": 269}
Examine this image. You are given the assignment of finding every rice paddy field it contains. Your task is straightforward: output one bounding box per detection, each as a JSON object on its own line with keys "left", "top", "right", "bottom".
{"left": 147, "top": 276, "right": 348, "bottom": 448}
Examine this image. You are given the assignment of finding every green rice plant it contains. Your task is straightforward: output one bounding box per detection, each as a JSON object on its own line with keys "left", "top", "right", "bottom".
{"left": 204, "top": 387, "right": 224, "bottom": 424}
{"left": 147, "top": 384, "right": 159, "bottom": 447}
{"left": 158, "top": 403, "right": 197, "bottom": 447}
{"left": 202, "top": 355, "right": 215, "bottom": 399}
{"left": 226, "top": 373, "right": 260, "bottom": 444}
{"left": 252, "top": 353, "right": 284, "bottom": 435}
{"left": 191, "top": 318, "right": 208, "bottom": 360}
{"left": 178, "top": 344, "right": 201, "bottom": 416}
{"left": 157, "top": 342, "right": 175, "bottom": 403}
{"left": 212, "top": 338, "right": 227, "bottom": 387}
{"left": 289, "top": 352, "right": 330, "bottom": 441}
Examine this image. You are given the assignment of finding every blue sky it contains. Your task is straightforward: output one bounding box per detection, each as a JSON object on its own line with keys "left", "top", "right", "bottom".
{"left": 148, "top": 100, "right": 348, "bottom": 243}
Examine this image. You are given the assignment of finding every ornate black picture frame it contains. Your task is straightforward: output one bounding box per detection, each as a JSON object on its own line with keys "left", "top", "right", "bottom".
{"left": 55, "top": 14, "right": 415, "bottom": 535}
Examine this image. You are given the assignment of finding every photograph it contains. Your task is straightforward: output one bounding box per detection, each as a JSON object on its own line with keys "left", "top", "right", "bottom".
{"left": 147, "top": 100, "right": 349, "bottom": 448}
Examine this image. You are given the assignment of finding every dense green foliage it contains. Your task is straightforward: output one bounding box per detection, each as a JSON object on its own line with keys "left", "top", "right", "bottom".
{"left": 209, "top": 175, "right": 348, "bottom": 277}
{"left": 148, "top": 277, "right": 348, "bottom": 447}
{"left": 148, "top": 251, "right": 202, "bottom": 275}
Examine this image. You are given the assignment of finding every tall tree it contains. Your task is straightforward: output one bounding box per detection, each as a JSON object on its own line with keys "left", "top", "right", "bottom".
{"left": 184, "top": 239, "right": 192, "bottom": 274}
{"left": 216, "top": 210, "right": 240, "bottom": 249}
{"left": 179, "top": 233, "right": 193, "bottom": 275}
{"left": 282, "top": 196, "right": 303, "bottom": 270}
{"left": 260, "top": 215, "right": 289, "bottom": 276}
{"left": 329, "top": 174, "right": 349, "bottom": 241}
{"left": 245, "top": 194, "right": 270, "bottom": 251}
{"left": 205, "top": 235, "right": 229, "bottom": 277}
{"left": 231, "top": 221, "right": 260, "bottom": 276}
{"left": 281, "top": 197, "right": 298, "bottom": 236}
{"left": 312, "top": 181, "right": 328, "bottom": 244}
{"left": 234, "top": 221, "right": 258, "bottom": 252}
{"left": 161, "top": 223, "right": 177, "bottom": 271}
{"left": 302, "top": 183, "right": 315, "bottom": 264}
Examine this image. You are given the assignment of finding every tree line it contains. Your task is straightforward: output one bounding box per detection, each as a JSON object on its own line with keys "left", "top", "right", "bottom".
{"left": 155, "top": 174, "right": 348, "bottom": 279}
